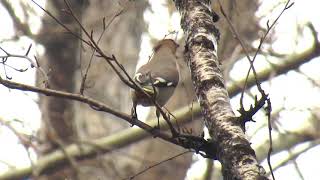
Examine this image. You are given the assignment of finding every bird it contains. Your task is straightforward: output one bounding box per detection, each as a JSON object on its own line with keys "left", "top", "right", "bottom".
{"left": 131, "top": 39, "right": 180, "bottom": 121}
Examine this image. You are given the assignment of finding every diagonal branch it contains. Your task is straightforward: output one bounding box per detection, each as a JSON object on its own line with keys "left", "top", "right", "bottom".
{"left": 0, "top": 0, "right": 32, "bottom": 36}
{"left": 0, "top": 97, "right": 200, "bottom": 180}
{"left": 31, "top": 0, "right": 179, "bottom": 136}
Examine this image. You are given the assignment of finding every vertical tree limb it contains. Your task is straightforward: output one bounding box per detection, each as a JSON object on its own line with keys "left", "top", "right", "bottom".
{"left": 174, "top": 0, "right": 268, "bottom": 179}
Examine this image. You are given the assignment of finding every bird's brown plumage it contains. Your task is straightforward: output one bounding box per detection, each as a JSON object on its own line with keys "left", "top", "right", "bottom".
{"left": 153, "top": 39, "right": 179, "bottom": 54}
{"left": 131, "top": 39, "right": 180, "bottom": 109}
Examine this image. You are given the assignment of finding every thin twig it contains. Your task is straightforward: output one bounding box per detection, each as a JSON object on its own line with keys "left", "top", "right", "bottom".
{"left": 80, "top": 10, "right": 123, "bottom": 94}
{"left": 62, "top": 0, "right": 136, "bottom": 89}
{"left": 0, "top": 76, "right": 180, "bottom": 146}
{"left": 31, "top": 0, "right": 179, "bottom": 136}
{"left": 0, "top": 76, "right": 215, "bottom": 159}
{"left": 218, "top": 1, "right": 294, "bottom": 179}
{"left": 0, "top": 46, "right": 49, "bottom": 84}
{"left": 124, "top": 150, "right": 191, "bottom": 180}
{"left": 217, "top": 0, "right": 261, "bottom": 107}
{"left": 0, "top": 0, "right": 32, "bottom": 36}
{"left": 266, "top": 97, "right": 275, "bottom": 180}
{"left": 30, "top": 0, "right": 92, "bottom": 47}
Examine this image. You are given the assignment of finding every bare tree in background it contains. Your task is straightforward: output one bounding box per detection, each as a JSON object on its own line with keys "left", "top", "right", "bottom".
{"left": 0, "top": 0, "right": 319, "bottom": 180}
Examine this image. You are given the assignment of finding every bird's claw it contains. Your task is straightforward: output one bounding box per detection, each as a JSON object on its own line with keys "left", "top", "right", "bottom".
{"left": 131, "top": 106, "right": 138, "bottom": 127}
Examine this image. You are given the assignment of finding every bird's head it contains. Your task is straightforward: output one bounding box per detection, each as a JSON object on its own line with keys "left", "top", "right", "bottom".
{"left": 153, "top": 39, "right": 179, "bottom": 54}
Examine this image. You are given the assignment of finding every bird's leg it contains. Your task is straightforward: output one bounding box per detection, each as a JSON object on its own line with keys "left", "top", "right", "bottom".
{"left": 166, "top": 111, "right": 171, "bottom": 123}
{"left": 131, "top": 102, "right": 138, "bottom": 127}
{"left": 155, "top": 108, "right": 161, "bottom": 130}
{"left": 163, "top": 107, "right": 179, "bottom": 138}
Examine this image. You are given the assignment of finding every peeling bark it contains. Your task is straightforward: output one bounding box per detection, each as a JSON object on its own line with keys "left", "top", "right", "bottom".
{"left": 174, "top": 0, "right": 268, "bottom": 179}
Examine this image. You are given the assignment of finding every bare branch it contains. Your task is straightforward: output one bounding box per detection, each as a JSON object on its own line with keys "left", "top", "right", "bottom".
{"left": 0, "top": 46, "right": 49, "bottom": 84}
{"left": 0, "top": 102, "right": 201, "bottom": 180}
{"left": 0, "top": 0, "right": 32, "bottom": 36}
{"left": 79, "top": 10, "right": 123, "bottom": 94}
{"left": 125, "top": 151, "right": 191, "bottom": 180}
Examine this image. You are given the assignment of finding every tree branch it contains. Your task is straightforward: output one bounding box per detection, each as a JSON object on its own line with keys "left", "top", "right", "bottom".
{"left": 227, "top": 40, "right": 320, "bottom": 97}
{"left": 0, "top": 42, "right": 318, "bottom": 178}
{"left": 0, "top": 0, "right": 32, "bottom": 36}
{"left": 0, "top": 103, "right": 199, "bottom": 180}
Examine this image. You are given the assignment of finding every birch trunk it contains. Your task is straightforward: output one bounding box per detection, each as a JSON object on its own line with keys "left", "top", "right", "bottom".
{"left": 174, "top": 0, "right": 268, "bottom": 179}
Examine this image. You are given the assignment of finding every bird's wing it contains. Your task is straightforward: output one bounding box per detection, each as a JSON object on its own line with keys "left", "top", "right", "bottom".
{"left": 134, "top": 66, "right": 179, "bottom": 87}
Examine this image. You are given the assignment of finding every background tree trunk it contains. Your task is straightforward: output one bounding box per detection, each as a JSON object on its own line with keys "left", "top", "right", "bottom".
{"left": 36, "top": 1, "right": 87, "bottom": 178}
{"left": 36, "top": 1, "right": 147, "bottom": 179}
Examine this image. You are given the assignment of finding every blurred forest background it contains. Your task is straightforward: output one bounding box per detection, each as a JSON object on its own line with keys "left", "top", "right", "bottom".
{"left": 0, "top": 0, "right": 319, "bottom": 179}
